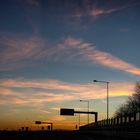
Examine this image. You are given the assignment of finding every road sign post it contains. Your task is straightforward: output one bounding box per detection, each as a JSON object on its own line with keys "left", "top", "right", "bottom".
{"left": 60, "top": 108, "right": 98, "bottom": 123}
{"left": 60, "top": 108, "right": 74, "bottom": 116}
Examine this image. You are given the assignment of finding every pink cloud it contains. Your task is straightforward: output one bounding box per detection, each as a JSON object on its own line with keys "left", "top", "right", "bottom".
{"left": 62, "top": 37, "right": 140, "bottom": 76}
{"left": 0, "top": 88, "right": 19, "bottom": 96}
{"left": 0, "top": 35, "right": 45, "bottom": 62}
{"left": 87, "top": 5, "right": 130, "bottom": 17}
{"left": 87, "top": 49, "right": 140, "bottom": 75}
{"left": 0, "top": 34, "right": 47, "bottom": 70}
{"left": 0, "top": 78, "right": 134, "bottom": 106}
{"left": 0, "top": 34, "right": 63, "bottom": 70}
{"left": 66, "top": 2, "right": 133, "bottom": 19}
{"left": 0, "top": 79, "right": 90, "bottom": 93}
{"left": 1, "top": 34, "right": 140, "bottom": 76}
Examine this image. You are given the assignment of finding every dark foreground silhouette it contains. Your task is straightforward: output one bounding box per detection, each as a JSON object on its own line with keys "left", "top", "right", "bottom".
{"left": 0, "top": 130, "right": 139, "bottom": 140}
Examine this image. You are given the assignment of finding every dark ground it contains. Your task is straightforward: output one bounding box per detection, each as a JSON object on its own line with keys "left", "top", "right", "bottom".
{"left": 0, "top": 130, "right": 139, "bottom": 140}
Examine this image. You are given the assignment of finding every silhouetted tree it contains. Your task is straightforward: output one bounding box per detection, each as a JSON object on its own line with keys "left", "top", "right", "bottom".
{"left": 114, "top": 82, "right": 140, "bottom": 117}
{"left": 132, "top": 82, "right": 140, "bottom": 111}
{"left": 115, "top": 104, "right": 130, "bottom": 117}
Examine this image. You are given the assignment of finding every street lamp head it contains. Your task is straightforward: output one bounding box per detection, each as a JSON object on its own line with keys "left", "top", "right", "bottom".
{"left": 80, "top": 100, "right": 89, "bottom": 103}
{"left": 93, "top": 80, "right": 109, "bottom": 83}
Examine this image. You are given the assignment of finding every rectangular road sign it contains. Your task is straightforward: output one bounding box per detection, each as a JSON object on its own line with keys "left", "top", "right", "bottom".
{"left": 60, "top": 108, "right": 74, "bottom": 116}
{"left": 35, "top": 121, "right": 42, "bottom": 124}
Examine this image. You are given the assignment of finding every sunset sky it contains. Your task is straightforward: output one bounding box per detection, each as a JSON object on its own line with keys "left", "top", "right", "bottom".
{"left": 0, "top": 0, "right": 140, "bottom": 130}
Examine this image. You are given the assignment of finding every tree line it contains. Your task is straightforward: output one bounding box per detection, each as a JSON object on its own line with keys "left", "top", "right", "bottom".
{"left": 114, "top": 82, "right": 140, "bottom": 117}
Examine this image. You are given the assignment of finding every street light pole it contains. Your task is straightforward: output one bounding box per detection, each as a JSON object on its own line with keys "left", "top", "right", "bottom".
{"left": 80, "top": 100, "right": 89, "bottom": 124}
{"left": 93, "top": 80, "right": 109, "bottom": 124}
{"left": 107, "top": 81, "right": 109, "bottom": 122}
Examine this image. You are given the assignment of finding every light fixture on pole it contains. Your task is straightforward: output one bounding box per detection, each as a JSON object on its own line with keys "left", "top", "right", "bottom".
{"left": 80, "top": 100, "right": 89, "bottom": 124}
{"left": 93, "top": 80, "right": 109, "bottom": 124}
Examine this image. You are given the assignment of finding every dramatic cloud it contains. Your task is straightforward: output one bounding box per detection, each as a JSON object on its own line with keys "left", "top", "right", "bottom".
{"left": 0, "top": 78, "right": 134, "bottom": 129}
{"left": 1, "top": 34, "right": 140, "bottom": 75}
{"left": 61, "top": 37, "right": 140, "bottom": 75}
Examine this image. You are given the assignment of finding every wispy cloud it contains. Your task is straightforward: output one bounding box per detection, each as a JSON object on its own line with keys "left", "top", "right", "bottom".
{"left": 0, "top": 34, "right": 66, "bottom": 71}
{"left": 0, "top": 78, "right": 134, "bottom": 106}
{"left": 0, "top": 34, "right": 47, "bottom": 70}
{"left": 61, "top": 37, "right": 140, "bottom": 75}
{"left": 16, "top": 0, "right": 140, "bottom": 33}
{"left": 1, "top": 34, "right": 140, "bottom": 75}
{"left": 84, "top": 2, "right": 138, "bottom": 18}
{"left": 40, "top": 0, "right": 139, "bottom": 19}
{"left": 18, "top": 0, "right": 138, "bottom": 32}
{"left": 0, "top": 89, "right": 74, "bottom": 106}
{"left": 0, "top": 79, "right": 89, "bottom": 92}
{"left": 0, "top": 34, "right": 46, "bottom": 60}
{"left": 72, "top": 6, "right": 125, "bottom": 19}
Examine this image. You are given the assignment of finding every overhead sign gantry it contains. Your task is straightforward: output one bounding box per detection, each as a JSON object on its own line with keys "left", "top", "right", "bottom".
{"left": 60, "top": 108, "right": 98, "bottom": 123}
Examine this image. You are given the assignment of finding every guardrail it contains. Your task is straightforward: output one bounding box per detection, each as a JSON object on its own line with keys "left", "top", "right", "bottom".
{"left": 80, "top": 112, "right": 140, "bottom": 132}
